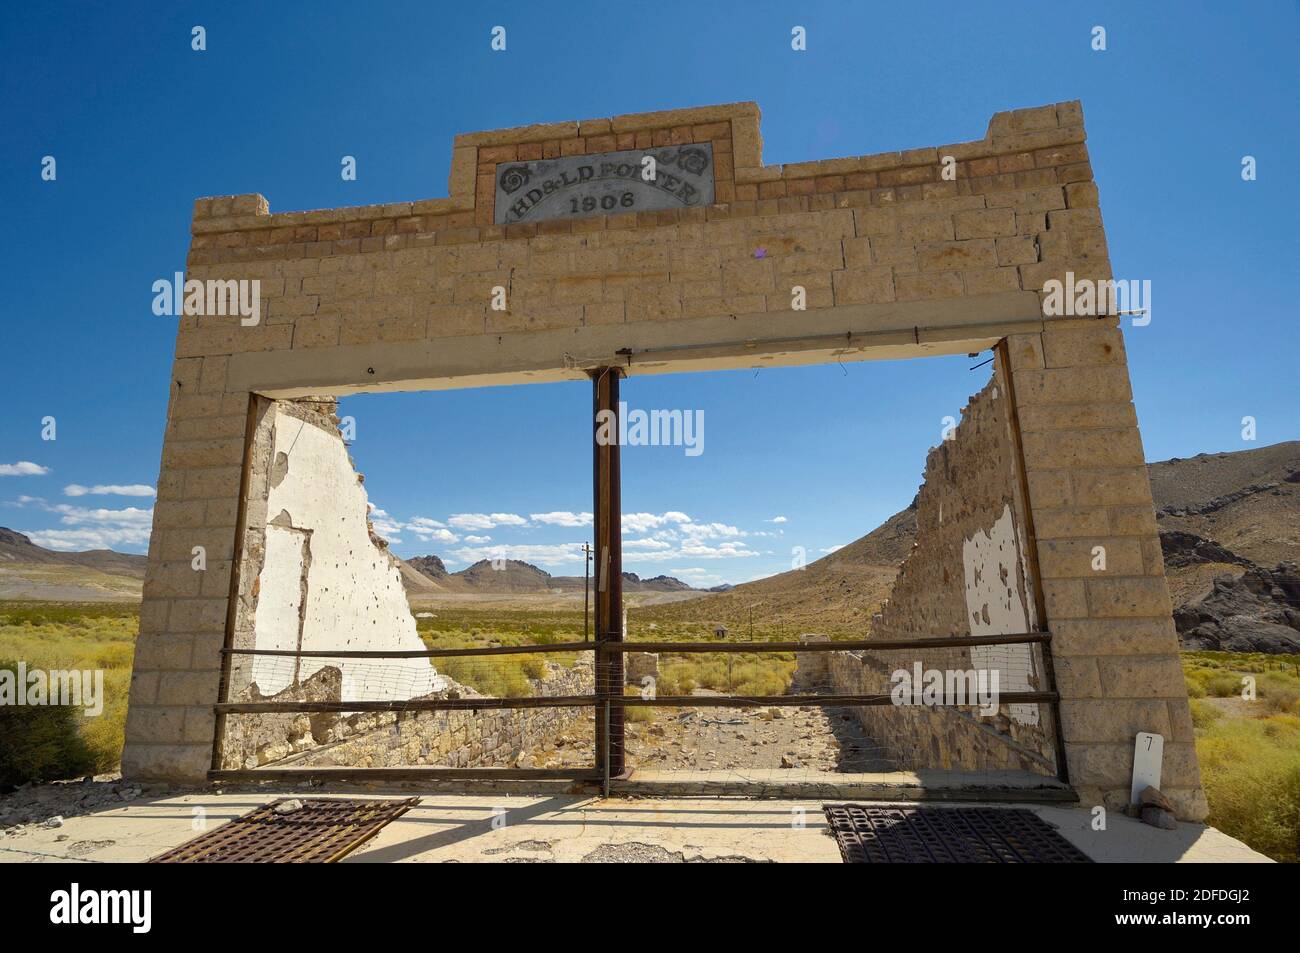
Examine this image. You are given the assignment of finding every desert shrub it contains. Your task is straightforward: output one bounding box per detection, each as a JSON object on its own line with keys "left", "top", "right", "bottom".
{"left": 0, "top": 658, "right": 96, "bottom": 788}
{"left": 1257, "top": 672, "right": 1300, "bottom": 713}
{"left": 623, "top": 686, "right": 657, "bottom": 723}
{"left": 93, "top": 643, "right": 134, "bottom": 670}
{"left": 1188, "top": 698, "right": 1223, "bottom": 729}
{"left": 656, "top": 663, "right": 697, "bottom": 696}
{"left": 733, "top": 669, "right": 791, "bottom": 697}
{"left": 692, "top": 660, "right": 730, "bottom": 691}
{"left": 437, "top": 657, "right": 535, "bottom": 698}
{"left": 80, "top": 667, "right": 131, "bottom": 772}
{"left": 1205, "top": 672, "right": 1246, "bottom": 698}
{"left": 1185, "top": 676, "right": 1207, "bottom": 698}
{"left": 1196, "top": 711, "right": 1300, "bottom": 863}
{"left": 518, "top": 656, "right": 548, "bottom": 680}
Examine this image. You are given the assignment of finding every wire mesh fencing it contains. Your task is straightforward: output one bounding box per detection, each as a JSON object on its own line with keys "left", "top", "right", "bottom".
{"left": 210, "top": 633, "right": 1066, "bottom": 794}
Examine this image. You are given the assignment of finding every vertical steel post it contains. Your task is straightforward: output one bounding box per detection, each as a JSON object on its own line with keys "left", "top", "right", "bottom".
{"left": 591, "top": 367, "right": 625, "bottom": 781}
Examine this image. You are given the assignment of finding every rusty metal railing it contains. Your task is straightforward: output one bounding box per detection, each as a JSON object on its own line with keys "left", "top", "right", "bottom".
{"left": 209, "top": 631, "right": 1066, "bottom": 793}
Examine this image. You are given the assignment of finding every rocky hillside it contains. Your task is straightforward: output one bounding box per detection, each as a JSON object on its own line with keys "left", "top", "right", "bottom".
{"left": 1148, "top": 441, "right": 1300, "bottom": 568}
{"left": 1149, "top": 442, "right": 1300, "bottom": 652}
{"left": 642, "top": 506, "right": 918, "bottom": 634}
{"left": 647, "top": 441, "right": 1300, "bottom": 651}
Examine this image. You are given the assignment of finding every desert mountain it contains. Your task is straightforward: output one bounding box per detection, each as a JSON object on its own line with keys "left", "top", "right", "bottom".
{"left": 0, "top": 527, "right": 147, "bottom": 601}
{"left": 650, "top": 441, "right": 1300, "bottom": 650}
{"left": 406, "top": 554, "right": 448, "bottom": 579}
{"left": 623, "top": 572, "right": 694, "bottom": 592}
{"left": 401, "top": 555, "right": 696, "bottom": 595}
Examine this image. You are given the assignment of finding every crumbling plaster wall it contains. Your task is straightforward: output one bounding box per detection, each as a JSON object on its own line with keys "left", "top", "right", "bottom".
{"left": 229, "top": 398, "right": 442, "bottom": 706}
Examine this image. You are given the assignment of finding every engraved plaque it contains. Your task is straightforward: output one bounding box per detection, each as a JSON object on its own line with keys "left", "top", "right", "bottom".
{"left": 493, "top": 142, "right": 715, "bottom": 225}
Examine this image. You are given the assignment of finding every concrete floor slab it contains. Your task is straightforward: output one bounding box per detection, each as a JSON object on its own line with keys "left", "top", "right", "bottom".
{"left": 0, "top": 789, "right": 1272, "bottom": 864}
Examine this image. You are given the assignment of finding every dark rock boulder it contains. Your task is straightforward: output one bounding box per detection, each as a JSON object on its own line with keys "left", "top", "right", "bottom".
{"left": 1175, "top": 562, "right": 1300, "bottom": 654}
{"left": 1159, "top": 530, "right": 1252, "bottom": 569}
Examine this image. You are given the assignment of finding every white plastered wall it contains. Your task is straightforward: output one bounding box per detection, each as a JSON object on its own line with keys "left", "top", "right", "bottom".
{"left": 964, "top": 503, "right": 1038, "bottom": 725}
{"left": 249, "top": 406, "right": 444, "bottom": 701}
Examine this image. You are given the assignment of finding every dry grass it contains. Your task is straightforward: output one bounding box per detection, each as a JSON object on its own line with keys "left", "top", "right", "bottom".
{"left": 1183, "top": 651, "right": 1300, "bottom": 862}
{"left": 0, "top": 602, "right": 137, "bottom": 782}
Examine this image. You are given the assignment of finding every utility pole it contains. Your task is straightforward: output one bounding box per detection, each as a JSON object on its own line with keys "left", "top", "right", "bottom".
{"left": 582, "top": 541, "right": 592, "bottom": 642}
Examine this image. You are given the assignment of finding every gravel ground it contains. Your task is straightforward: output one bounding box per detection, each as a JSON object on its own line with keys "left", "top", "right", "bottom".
{"left": 0, "top": 774, "right": 178, "bottom": 836}
{"left": 527, "top": 703, "right": 896, "bottom": 772}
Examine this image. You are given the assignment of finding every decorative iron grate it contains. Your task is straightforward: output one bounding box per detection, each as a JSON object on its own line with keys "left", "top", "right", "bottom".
{"left": 151, "top": 797, "right": 419, "bottom": 863}
{"left": 824, "top": 804, "right": 1092, "bottom": 863}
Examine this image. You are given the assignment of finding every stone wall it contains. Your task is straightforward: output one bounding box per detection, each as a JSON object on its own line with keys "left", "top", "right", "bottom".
{"left": 218, "top": 666, "right": 343, "bottom": 768}
{"left": 821, "top": 651, "right": 1055, "bottom": 775}
{"left": 235, "top": 660, "right": 596, "bottom": 770}
{"left": 123, "top": 98, "right": 1206, "bottom": 819}
{"left": 800, "top": 375, "right": 1056, "bottom": 777}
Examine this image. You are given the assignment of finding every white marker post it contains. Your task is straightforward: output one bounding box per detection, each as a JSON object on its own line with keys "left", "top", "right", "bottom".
{"left": 1130, "top": 731, "right": 1164, "bottom": 805}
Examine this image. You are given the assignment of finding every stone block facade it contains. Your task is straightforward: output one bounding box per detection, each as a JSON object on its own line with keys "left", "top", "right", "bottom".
{"left": 123, "top": 98, "right": 1204, "bottom": 818}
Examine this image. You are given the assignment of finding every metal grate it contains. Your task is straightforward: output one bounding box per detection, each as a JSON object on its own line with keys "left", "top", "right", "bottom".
{"left": 824, "top": 805, "right": 1092, "bottom": 863}
{"left": 150, "top": 797, "right": 419, "bottom": 863}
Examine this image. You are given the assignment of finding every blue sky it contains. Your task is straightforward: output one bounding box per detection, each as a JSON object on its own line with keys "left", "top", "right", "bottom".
{"left": 1, "top": 1, "right": 1295, "bottom": 585}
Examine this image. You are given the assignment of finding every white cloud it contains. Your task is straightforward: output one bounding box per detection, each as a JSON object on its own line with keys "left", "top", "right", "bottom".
{"left": 371, "top": 525, "right": 404, "bottom": 543}
{"left": 405, "top": 518, "right": 458, "bottom": 543}
{"left": 663, "top": 566, "right": 730, "bottom": 587}
{"left": 365, "top": 511, "right": 459, "bottom": 547}
{"left": 409, "top": 526, "right": 458, "bottom": 544}
{"left": 50, "top": 504, "right": 153, "bottom": 527}
{"left": 0, "top": 462, "right": 50, "bottom": 477}
{"left": 529, "top": 511, "right": 592, "bottom": 527}
{"left": 623, "top": 537, "right": 673, "bottom": 550}
{"left": 64, "top": 483, "right": 155, "bottom": 498}
{"left": 618, "top": 538, "right": 760, "bottom": 563}
{"left": 678, "top": 539, "right": 759, "bottom": 559}
{"left": 767, "top": 515, "right": 788, "bottom": 523}
{"left": 621, "top": 511, "right": 691, "bottom": 534}
{"left": 364, "top": 504, "right": 404, "bottom": 543}
{"left": 448, "top": 512, "right": 528, "bottom": 531}
{"left": 26, "top": 527, "right": 151, "bottom": 551}
{"left": 679, "top": 521, "right": 743, "bottom": 539}
{"left": 19, "top": 502, "right": 155, "bottom": 552}
{"left": 387, "top": 507, "right": 768, "bottom": 570}
{"left": 821, "top": 544, "right": 845, "bottom": 554}
{"left": 448, "top": 542, "right": 586, "bottom": 567}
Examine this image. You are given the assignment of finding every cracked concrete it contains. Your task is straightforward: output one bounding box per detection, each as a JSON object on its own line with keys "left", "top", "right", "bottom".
{"left": 0, "top": 788, "right": 1271, "bottom": 864}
